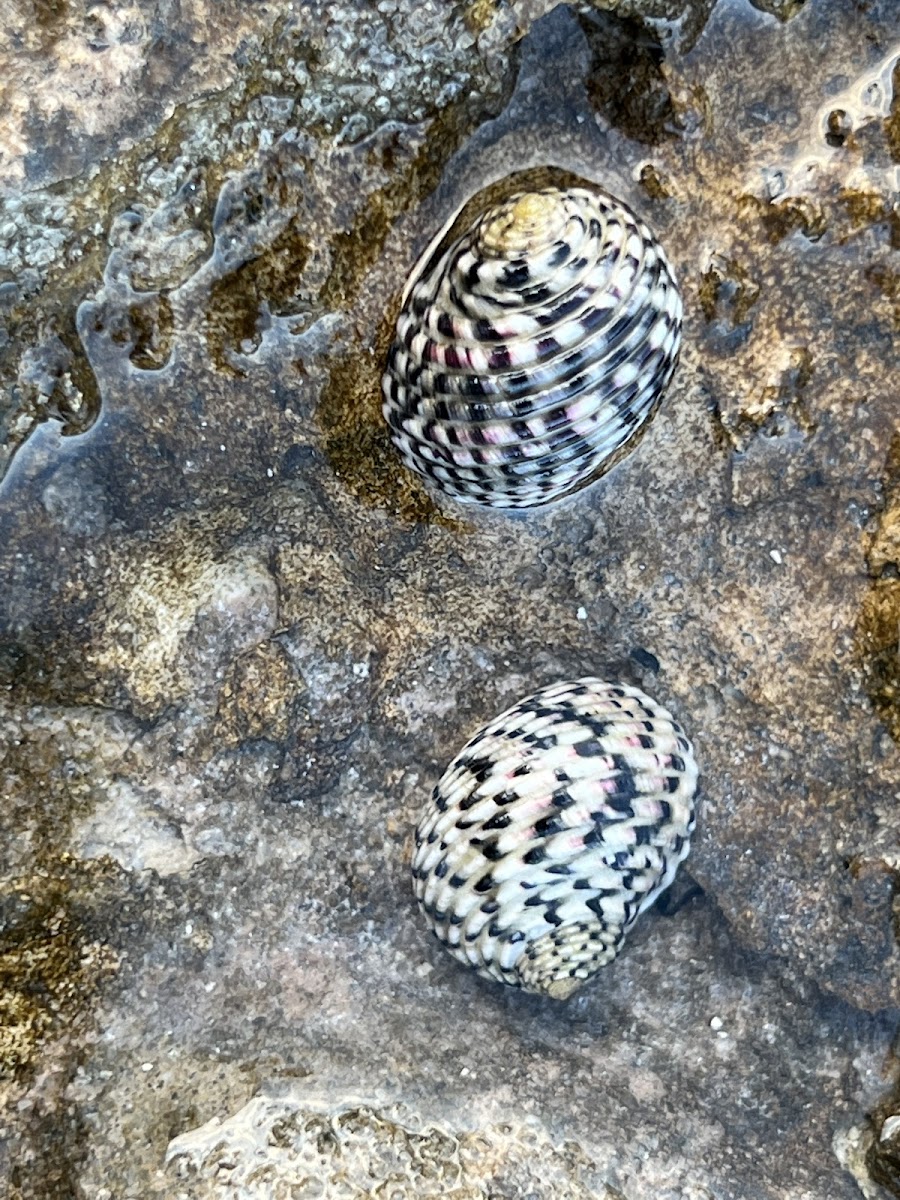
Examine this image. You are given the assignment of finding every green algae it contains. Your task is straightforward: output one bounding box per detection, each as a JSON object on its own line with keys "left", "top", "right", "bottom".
{"left": 315, "top": 100, "right": 530, "bottom": 524}
{"left": 857, "top": 436, "right": 900, "bottom": 743}
{"left": 739, "top": 193, "right": 829, "bottom": 244}
{"left": 579, "top": 10, "right": 680, "bottom": 146}
{"left": 128, "top": 295, "right": 175, "bottom": 371}
{"left": 206, "top": 223, "right": 311, "bottom": 374}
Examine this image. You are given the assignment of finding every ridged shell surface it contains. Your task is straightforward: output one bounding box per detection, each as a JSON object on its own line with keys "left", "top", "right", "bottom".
{"left": 411, "top": 678, "right": 698, "bottom": 999}
{"left": 382, "top": 185, "right": 682, "bottom": 509}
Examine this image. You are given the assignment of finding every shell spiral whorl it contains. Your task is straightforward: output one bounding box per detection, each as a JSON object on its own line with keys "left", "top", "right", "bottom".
{"left": 382, "top": 183, "right": 682, "bottom": 509}
{"left": 411, "top": 678, "right": 698, "bottom": 1000}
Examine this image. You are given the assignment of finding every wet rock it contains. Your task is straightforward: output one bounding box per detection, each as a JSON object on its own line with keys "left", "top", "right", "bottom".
{"left": 2, "top": 2, "right": 900, "bottom": 1199}
{"left": 749, "top": 0, "right": 808, "bottom": 21}
{"left": 82, "top": 534, "right": 280, "bottom": 719}
{"left": 41, "top": 460, "right": 109, "bottom": 538}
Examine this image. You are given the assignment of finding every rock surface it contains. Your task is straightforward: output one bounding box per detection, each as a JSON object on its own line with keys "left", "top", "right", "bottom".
{"left": 2, "top": 1, "right": 900, "bottom": 1198}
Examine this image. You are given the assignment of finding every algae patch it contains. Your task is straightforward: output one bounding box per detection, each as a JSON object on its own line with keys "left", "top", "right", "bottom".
{"left": 698, "top": 255, "right": 761, "bottom": 328}
{"left": 738, "top": 193, "right": 828, "bottom": 244}
{"left": 868, "top": 265, "right": 900, "bottom": 330}
{"left": 858, "top": 578, "right": 900, "bottom": 742}
{"left": 206, "top": 223, "right": 312, "bottom": 374}
{"left": 318, "top": 346, "right": 442, "bottom": 525}
{"left": 318, "top": 97, "right": 500, "bottom": 315}
{"left": 316, "top": 98, "right": 521, "bottom": 524}
{"left": 579, "top": 10, "right": 680, "bottom": 145}
{"left": 127, "top": 295, "right": 175, "bottom": 371}
{"left": 464, "top": 0, "right": 500, "bottom": 36}
{"left": 0, "top": 856, "right": 125, "bottom": 1078}
{"left": 214, "top": 638, "right": 298, "bottom": 746}
{"left": 857, "top": 435, "right": 900, "bottom": 742}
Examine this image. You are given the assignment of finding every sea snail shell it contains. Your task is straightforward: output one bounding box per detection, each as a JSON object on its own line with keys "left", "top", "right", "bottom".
{"left": 382, "top": 183, "right": 682, "bottom": 509}
{"left": 411, "top": 678, "right": 698, "bottom": 999}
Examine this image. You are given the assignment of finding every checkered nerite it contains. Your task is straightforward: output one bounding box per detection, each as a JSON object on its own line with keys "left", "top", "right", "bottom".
{"left": 382, "top": 184, "right": 682, "bottom": 508}
{"left": 411, "top": 679, "right": 698, "bottom": 999}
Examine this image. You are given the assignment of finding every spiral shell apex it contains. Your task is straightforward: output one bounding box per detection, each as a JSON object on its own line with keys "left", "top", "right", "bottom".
{"left": 411, "top": 678, "right": 698, "bottom": 999}
{"left": 382, "top": 183, "right": 682, "bottom": 509}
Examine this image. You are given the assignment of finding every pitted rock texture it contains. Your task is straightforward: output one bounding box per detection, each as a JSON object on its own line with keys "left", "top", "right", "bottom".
{"left": 163, "top": 1096, "right": 615, "bottom": 1199}
{"left": 2, "top": 2, "right": 900, "bottom": 1199}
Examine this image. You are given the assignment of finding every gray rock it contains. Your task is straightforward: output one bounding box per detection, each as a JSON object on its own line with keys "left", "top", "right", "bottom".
{"left": 1, "top": 1, "right": 900, "bottom": 1198}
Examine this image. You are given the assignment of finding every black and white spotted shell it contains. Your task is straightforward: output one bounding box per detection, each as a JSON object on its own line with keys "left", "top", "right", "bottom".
{"left": 411, "top": 678, "right": 698, "bottom": 999}
{"left": 382, "top": 185, "right": 682, "bottom": 509}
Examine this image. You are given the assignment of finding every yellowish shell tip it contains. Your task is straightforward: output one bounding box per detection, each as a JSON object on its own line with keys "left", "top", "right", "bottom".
{"left": 478, "top": 190, "right": 567, "bottom": 257}
{"left": 541, "top": 976, "right": 584, "bottom": 1002}
{"left": 509, "top": 192, "right": 558, "bottom": 229}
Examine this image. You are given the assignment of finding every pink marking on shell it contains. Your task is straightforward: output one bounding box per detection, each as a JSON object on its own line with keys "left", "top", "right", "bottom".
{"left": 505, "top": 342, "right": 531, "bottom": 368}
{"left": 513, "top": 794, "right": 556, "bottom": 821}
{"left": 506, "top": 824, "right": 538, "bottom": 848}
{"left": 483, "top": 426, "right": 509, "bottom": 445}
{"left": 567, "top": 395, "right": 596, "bottom": 422}
{"left": 566, "top": 804, "right": 597, "bottom": 828}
